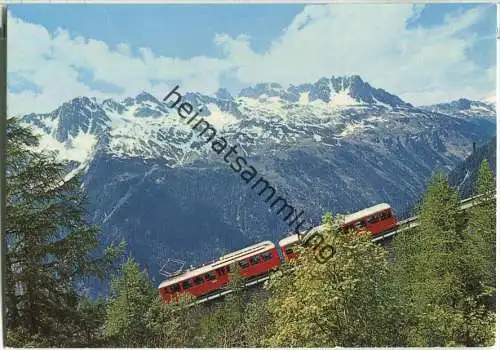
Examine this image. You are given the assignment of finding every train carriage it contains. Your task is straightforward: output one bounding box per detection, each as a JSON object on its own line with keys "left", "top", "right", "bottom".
{"left": 341, "top": 203, "right": 397, "bottom": 236}
{"left": 158, "top": 241, "right": 280, "bottom": 303}
{"left": 279, "top": 203, "right": 398, "bottom": 261}
{"left": 158, "top": 203, "right": 398, "bottom": 303}
{"left": 278, "top": 233, "right": 301, "bottom": 261}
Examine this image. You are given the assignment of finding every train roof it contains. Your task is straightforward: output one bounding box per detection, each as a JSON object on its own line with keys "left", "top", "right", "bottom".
{"left": 278, "top": 204, "right": 392, "bottom": 248}
{"left": 343, "top": 203, "right": 391, "bottom": 224}
{"left": 278, "top": 224, "right": 326, "bottom": 247}
{"left": 278, "top": 233, "right": 300, "bottom": 247}
{"left": 158, "top": 241, "right": 275, "bottom": 289}
{"left": 218, "top": 241, "right": 275, "bottom": 263}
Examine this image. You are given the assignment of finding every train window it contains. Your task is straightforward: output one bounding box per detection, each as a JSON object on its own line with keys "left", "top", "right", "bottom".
{"left": 204, "top": 272, "right": 217, "bottom": 281}
{"left": 250, "top": 255, "right": 260, "bottom": 265}
{"left": 170, "top": 284, "right": 181, "bottom": 294}
{"left": 193, "top": 276, "right": 204, "bottom": 285}
{"left": 368, "top": 215, "right": 378, "bottom": 224}
{"left": 226, "top": 265, "right": 231, "bottom": 273}
{"left": 262, "top": 251, "right": 273, "bottom": 261}
{"left": 354, "top": 220, "right": 366, "bottom": 229}
{"left": 238, "top": 260, "right": 249, "bottom": 269}
{"left": 285, "top": 247, "right": 294, "bottom": 255}
{"left": 216, "top": 268, "right": 225, "bottom": 276}
{"left": 182, "top": 280, "right": 192, "bottom": 290}
{"left": 378, "top": 210, "right": 388, "bottom": 220}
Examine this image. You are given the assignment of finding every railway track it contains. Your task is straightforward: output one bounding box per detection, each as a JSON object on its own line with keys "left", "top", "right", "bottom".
{"left": 372, "top": 194, "right": 491, "bottom": 242}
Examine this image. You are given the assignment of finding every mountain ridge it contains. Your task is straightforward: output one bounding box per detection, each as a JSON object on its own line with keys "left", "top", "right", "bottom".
{"left": 19, "top": 75, "right": 496, "bottom": 282}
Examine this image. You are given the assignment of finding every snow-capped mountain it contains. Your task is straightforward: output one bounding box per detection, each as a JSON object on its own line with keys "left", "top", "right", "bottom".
{"left": 20, "top": 75, "right": 496, "bottom": 280}
{"left": 422, "top": 98, "right": 496, "bottom": 119}
{"left": 23, "top": 76, "right": 494, "bottom": 169}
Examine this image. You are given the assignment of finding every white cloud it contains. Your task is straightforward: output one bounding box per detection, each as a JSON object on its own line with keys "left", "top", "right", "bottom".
{"left": 7, "top": 4, "right": 495, "bottom": 114}
{"left": 7, "top": 13, "right": 230, "bottom": 114}
{"left": 216, "top": 4, "right": 495, "bottom": 106}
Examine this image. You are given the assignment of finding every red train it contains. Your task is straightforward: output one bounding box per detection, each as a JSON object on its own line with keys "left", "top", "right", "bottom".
{"left": 158, "top": 203, "right": 398, "bottom": 303}
{"left": 158, "top": 241, "right": 280, "bottom": 303}
{"left": 280, "top": 203, "right": 398, "bottom": 261}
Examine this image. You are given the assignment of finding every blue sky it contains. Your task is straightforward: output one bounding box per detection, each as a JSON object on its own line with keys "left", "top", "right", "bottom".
{"left": 7, "top": 3, "right": 496, "bottom": 113}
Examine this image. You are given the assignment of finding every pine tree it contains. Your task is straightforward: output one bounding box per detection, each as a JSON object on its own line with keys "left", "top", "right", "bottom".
{"left": 458, "top": 159, "right": 496, "bottom": 344}
{"left": 5, "top": 118, "right": 124, "bottom": 347}
{"left": 392, "top": 170, "right": 495, "bottom": 346}
{"left": 467, "top": 160, "right": 496, "bottom": 290}
{"left": 104, "top": 257, "right": 156, "bottom": 347}
{"left": 73, "top": 297, "right": 108, "bottom": 346}
{"left": 266, "top": 212, "right": 403, "bottom": 347}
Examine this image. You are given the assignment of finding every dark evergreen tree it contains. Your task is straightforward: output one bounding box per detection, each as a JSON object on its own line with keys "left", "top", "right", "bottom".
{"left": 5, "top": 118, "right": 124, "bottom": 346}
{"left": 463, "top": 160, "right": 496, "bottom": 309}
{"left": 392, "top": 170, "right": 495, "bottom": 346}
{"left": 104, "top": 257, "right": 156, "bottom": 347}
{"left": 74, "top": 297, "right": 108, "bottom": 346}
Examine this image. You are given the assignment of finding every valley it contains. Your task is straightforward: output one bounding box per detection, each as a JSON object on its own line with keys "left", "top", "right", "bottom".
{"left": 20, "top": 75, "right": 496, "bottom": 284}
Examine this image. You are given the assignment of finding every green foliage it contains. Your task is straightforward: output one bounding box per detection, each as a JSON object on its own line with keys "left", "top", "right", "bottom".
{"left": 5, "top": 117, "right": 495, "bottom": 346}
{"left": 5, "top": 118, "right": 124, "bottom": 347}
{"left": 145, "top": 289, "right": 201, "bottom": 347}
{"left": 392, "top": 170, "right": 495, "bottom": 346}
{"left": 104, "top": 257, "right": 156, "bottom": 346}
{"left": 197, "top": 267, "right": 252, "bottom": 347}
{"left": 198, "top": 295, "right": 246, "bottom": 347}
{"left": 474, "top": 159, "right": 496, "bottom": 198}
{"left": 266, "top": 213, "right": 404, "bottom": 347}
{"left": 465, "top": 160, "right": 496, "bottom": 309}
{"left": 241, "top": 293, "right": 273, "bottom": 347}
{"left": 73, "top": 297, "right": 108, "bottom": 347}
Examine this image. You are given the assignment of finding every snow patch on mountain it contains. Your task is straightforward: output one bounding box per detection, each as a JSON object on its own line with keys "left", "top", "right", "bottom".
{"left": 205, "top": 103, "right": 239, "bottom": 130}
{"left": 42, "top": 132, "right": 97, "bottom": 163}
{"left": 20, "top": 75, "right": 496, "bottom": 174}
{"left": 298, "top": 92, "right": 309, "bottom": 105}
{"left": 339, "top": 121, "right": 373, "bottom": 137}
{"left": 26, "top": 116, "right": 98, "bottom": 163}
{"left": 329, "top": 89, "right": 361, "bottom": 107}
{"left": 422, "top": 98, "right": 496, "bottom": 119}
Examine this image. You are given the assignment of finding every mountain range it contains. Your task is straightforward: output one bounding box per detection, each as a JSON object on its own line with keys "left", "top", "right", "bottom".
{"left": 448, "top": 136, "right": 496, "bottom": 198}
{"left": 20, "top": 75, "right": 496, "bottom": 283}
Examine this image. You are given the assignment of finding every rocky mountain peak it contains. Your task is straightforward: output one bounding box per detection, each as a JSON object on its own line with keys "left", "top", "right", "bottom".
{"left": 423, "top": 98, "right": 496, "bottom": 118}
{"left": 135, "top": 91, "right": 161, "bottom": 105}
{"left": 238, "top": 82, "right": 285, "bottom": 99}
{"left": 50, "top": 96, "right": 110, "bottom": 142}
{"left": 19, "top": 75, "right": 495, "bottom": 171}
{"left": 18, "top": 75, "right": 496, "bottom": 275}
{"left": 215, "top": 88, "right": 234, "bottom": 101}
{"left": 236, "top": 75, "right": 412, "bottom": 108}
